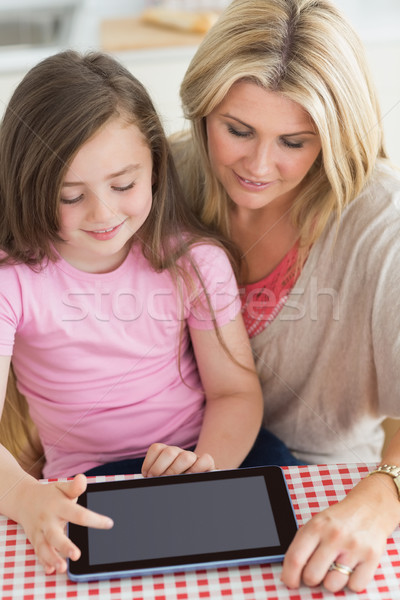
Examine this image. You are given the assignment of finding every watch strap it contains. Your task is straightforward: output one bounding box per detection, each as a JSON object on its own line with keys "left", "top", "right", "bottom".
{"left": 368, "top": 464, "right": 400, "bottom": 500}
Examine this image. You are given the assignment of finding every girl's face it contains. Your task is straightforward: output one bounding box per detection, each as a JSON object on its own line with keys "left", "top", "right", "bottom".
{"left": 56, "top": 117, "right": 153, "bottom": 273}
{"left": 206, "top": 81, "right": 322, "bottom": 215}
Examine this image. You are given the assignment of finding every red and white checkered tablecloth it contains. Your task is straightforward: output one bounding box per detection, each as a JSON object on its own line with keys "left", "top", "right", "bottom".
{"left": 1, "top": 464, "right": 399, "bottom": 600}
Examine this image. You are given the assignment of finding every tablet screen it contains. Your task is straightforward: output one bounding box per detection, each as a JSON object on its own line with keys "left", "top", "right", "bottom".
{"left": 68, "top": 466, "right": 298, "bottom": 581}
{"left": 87, "top": 475, "right": 279, "bottom": 564}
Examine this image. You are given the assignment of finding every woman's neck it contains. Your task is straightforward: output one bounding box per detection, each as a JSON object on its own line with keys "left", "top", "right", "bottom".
{"left": 230, "top": 203, "right": 299, "bottom": 285}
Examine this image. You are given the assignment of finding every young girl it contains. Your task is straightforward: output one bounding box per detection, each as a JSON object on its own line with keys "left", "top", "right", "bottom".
{"left": 0, "top": 50, "right": 264, "bottom": 576}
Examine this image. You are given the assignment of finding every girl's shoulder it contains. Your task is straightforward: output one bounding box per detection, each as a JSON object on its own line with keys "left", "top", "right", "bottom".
{"left": 182, "top": 238, "right": 234, "bottom": 275}
{"left": 0, "top": 260, "right": 37, "bottom": 324}
{"left": 0, "top": 255, "right": 49, "bottom": 275}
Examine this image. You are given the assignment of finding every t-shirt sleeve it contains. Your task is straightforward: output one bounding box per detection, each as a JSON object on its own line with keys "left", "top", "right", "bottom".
{"left": 0, "top": 266, "right": 23, "bottom": 356}
{"left": 184, "top": 243, "right": 241, "bottom": 330}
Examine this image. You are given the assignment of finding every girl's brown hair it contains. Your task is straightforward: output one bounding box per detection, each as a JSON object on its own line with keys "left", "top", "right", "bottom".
{"left": 0, "top": 50, "right": 236, "bottom": 270}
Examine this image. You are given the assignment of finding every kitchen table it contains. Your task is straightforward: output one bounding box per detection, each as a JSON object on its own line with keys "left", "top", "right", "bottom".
{"left": 1, "top": 464, "right": 399, "bottom": 599}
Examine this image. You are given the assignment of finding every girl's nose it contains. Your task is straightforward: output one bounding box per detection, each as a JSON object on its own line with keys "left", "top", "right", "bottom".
{"left": 89, "top": 195, "right": 116, "bottom": 224}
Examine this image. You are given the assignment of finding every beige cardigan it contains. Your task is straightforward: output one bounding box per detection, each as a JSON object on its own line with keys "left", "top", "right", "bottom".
{"left": 251, "top": 161, "right": 400, "bottom": 464}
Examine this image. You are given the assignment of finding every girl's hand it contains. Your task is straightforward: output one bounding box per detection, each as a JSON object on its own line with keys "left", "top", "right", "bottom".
{"left": 18, "top": 473, "right": 113, "bottom": 575}
{"left": 142, "top": 443, "right": 215, "bottom": 477}
{"left": 281, "top": 474, "right": 400, "bottom": 593}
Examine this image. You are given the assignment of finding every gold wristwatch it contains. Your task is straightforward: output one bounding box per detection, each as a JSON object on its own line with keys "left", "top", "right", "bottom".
{"left": 368, "top": 464, "right": 400, "bottom": 500}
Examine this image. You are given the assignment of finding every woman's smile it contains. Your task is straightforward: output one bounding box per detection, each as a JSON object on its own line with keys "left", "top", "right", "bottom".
{"left": 234, "top": 172, "right": 277, "bottom": 191}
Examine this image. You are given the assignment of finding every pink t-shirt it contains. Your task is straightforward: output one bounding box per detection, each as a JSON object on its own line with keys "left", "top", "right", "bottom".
{"left": 0, "top": 243, "right": 240, "bottom": 477}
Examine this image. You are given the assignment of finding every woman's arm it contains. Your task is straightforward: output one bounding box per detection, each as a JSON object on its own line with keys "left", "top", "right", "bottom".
{"left": 281, "top": 429, "right": 400, "bottom": 593}
{"left": 142, "top": 313, "right": 263, "bottom": 476}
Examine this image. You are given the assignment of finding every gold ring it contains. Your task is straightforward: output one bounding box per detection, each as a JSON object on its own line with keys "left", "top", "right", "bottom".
{"left": 329, "top": 562, "right": 354, "bottom": 576}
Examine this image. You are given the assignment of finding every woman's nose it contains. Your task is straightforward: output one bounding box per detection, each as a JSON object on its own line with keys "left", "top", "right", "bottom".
{"left": 244, "top": 141, "right": 273, "bottom": 178}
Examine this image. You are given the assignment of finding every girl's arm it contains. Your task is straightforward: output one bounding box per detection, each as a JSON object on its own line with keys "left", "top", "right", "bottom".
{"left": 191, "top": 315, "right": 263, "bottom": 467}
{"left": 142, "top": 313, "right": 263, "bottom": 476}
{"left": 281, "top": 430, "right": 400, "bottom": 593}
{"left": 0, "top": 355, "right": 113, "bottom": 575}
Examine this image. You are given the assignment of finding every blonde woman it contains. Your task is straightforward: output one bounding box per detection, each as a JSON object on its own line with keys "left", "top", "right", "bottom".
{"left": 174, "top": 0, "right": 400, "bottom": 593}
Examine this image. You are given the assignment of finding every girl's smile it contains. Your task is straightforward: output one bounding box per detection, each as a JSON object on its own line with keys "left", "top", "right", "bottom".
{"left": 55, "top": 117, "right": 153, "bottom": 273}
{"left": 82, "top": 219, "right": 128, "bottom": 241}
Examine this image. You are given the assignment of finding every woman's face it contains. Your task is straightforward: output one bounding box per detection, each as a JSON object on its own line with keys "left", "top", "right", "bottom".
{"left": 206, "top": 81, "right": 322, "bottom": 214}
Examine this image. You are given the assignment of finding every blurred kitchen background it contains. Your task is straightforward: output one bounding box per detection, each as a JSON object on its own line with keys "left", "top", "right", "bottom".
{"left": 0, "top": 0, "right": 399, "bottom": 164}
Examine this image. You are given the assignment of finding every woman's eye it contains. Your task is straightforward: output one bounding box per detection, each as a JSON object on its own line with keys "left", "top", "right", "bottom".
{"left": 227, "top": 125, "right": 252, "bottom": 138}
{"left": 60, "top": 194, "right": 83, "bottom": 205}
{"left": 112, "top": 182, "right": 135, "bottom": 192}
{"left": 282, "top": 138, "right": 304, "bottom": 149}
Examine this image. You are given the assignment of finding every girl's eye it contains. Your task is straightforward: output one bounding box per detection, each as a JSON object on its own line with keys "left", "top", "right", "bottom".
{"left": 60, "top": 194, "right": 83, "bottom": 205}
{"left": 281, "top": 138, "right": 304, "bottom": 149}
{"left": 227, "top": 125, "right": 252, "bottom": 138}
{"left": 112, "top": 182, "right": 135, "bottom": 192}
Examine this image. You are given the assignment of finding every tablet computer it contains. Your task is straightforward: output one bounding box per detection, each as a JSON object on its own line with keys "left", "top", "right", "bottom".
{"left": 67, "top": 465, "right": 298, "bottom": 582}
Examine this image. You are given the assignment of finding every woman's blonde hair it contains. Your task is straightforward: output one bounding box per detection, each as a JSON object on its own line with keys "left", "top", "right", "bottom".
{"left": 177, "top": 0, "right": 387, "bottom": 260}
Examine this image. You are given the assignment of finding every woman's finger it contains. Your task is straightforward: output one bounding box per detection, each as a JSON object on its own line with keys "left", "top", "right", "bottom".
{"left": 343, "top": 555, "right": 381, "bottom": 594}
{"left": 281, "top": 517, "right": 325, "bottom": 588}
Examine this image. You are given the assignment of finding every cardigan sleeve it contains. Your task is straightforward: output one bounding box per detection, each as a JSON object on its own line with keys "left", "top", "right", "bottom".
{"left": 370, "top": 186, "right": 400, "bottom": 416}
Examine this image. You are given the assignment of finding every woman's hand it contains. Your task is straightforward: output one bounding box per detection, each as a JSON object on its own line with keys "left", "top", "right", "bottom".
{"left": 142, "top": 443, "right": 215, "bottom": 477}
{"left": 281, "top": 473, "right": 400, "bottom": 593}
{"left": 18, "top": 473, "right": 113, "bottom": 575}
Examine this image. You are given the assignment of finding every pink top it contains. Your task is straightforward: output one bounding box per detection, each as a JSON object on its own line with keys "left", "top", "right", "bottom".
{"left": 240, "top": 244, "right": 299, "bottom": 338}
{"left": 0, "top": 243, "right": 240, "bottom": 478}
